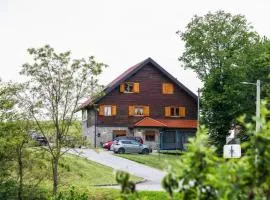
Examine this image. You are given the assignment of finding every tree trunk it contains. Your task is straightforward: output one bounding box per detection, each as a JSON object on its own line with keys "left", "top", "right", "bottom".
{"left": 52, "top": 157, "right": 59, "bottom": 195}
{"left": 17, "top": 145, "right": 23, "bottom": 200}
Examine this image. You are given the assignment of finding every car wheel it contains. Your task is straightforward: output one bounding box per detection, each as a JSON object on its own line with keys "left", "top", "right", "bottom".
{"left": 118, "top": 148, "right": 125, "bottom": 154}
{"left": 142, "top": 148, "right": 149, "bottom": 154}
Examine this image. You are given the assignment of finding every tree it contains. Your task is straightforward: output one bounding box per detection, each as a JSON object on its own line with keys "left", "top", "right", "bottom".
{"left": 162, "top": 101, "right": 270, "bottom": 199}
{"left": 177, "top": 11, "right": 269, "bottom": 153}
{"left": 20, "top": 45, "right": 106, "bottom": 195}
{"left": 178, "top": 10, "right": 259, "bottom": 81}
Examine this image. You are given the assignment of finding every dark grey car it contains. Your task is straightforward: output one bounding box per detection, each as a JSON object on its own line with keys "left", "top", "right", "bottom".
{"left": 112, "top": 139, "right": 151, "bottom": 154}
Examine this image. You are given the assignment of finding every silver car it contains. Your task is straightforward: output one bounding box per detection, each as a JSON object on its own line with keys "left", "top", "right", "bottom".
{"left": 112, "top": 139, "right": 151, "bottom": 154}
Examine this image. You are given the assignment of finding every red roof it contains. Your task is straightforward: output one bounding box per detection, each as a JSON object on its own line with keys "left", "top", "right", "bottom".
{"left": 134, "top": 117, "right": 197, "bottom": 129}
{"left": 159, "top": 119, "right": 197, "bottom": 128}
{"left": 134, "top": 117, "right": 167, "bottom": 127}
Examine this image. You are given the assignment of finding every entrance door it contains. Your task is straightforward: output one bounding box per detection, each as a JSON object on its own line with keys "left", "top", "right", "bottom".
{"left": 162, "top": 130, "right": 177, "bottom": 150}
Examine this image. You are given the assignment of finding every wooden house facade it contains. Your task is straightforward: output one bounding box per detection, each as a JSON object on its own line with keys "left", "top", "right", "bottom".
{"left": 79, "top": 58, "right": 198, "bottom": 150}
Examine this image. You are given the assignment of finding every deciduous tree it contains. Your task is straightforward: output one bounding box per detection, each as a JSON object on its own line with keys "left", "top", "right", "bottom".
{"left": 20, "top": 45, "right": 106, "bottom": 195}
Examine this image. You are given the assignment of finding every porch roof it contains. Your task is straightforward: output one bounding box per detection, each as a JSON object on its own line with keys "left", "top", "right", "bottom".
{"left": 134, "top": 117, "right": 197, "bottom": 129}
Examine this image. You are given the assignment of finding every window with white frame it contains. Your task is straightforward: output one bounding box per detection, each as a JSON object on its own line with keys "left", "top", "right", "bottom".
{"left": 104, "top": 106, "right": 112, "bottom": 116}
{"left": 134, "top": 106, "right": 144, "bottom": 116}
{"left": 170, "top": 107, "right": 180, "bottom": 117}
{"left": 124, "top": 82, "right": 134, "bottom": 93}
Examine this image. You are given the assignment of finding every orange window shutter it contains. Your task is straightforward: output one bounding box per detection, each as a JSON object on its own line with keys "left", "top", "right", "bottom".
{"left": 144, "top": 106, "right": 150, "bottom": 116}
{"left": 162, "top": 83, "right": 166, "bottom": 94}
{"left": 112, "top": 105, "right": 117, "bottom": 116}
{"left": 128, "top": 106, "right": 135, "bottom": 116}
{"left": 99, "top": 105, "right": 104, "bottom": 116}
{"left": 168, "top": 83, "right": 174, "bottom": 94}
{"left": 133, "top": 83, "right": 140, "bottom": 93}
{"left": 179, "top": 107, "right": 186, "bottom": 117}
{"left": 165, "top": 107, "right": 171, "bottom": 117}
{"left": 120, "top": 84, "right": 125, "bottom": 93}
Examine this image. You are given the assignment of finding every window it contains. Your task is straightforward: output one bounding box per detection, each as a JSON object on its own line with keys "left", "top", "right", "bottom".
{"left": 162, "top": 83, "right": 174, "bottom": 94}
{"left": 104, "top": 106, "right": 112, "bottom": 116}
{"left": 170, "top": 107, "right": 179, "bottom": 117}
{"left": 134, "top": 106, "right": 144, "bottom": 116}
{"left": 129, "top": 105, "right": 150, "bottom": 116}
{"left": 113, "top": 130, "right": 127, "bottom": 138}
{"left": 165, "top": 106, "right": 186, "bottom": 117}
{"left": 120, "top": 82, "right": 140, "bottom": 93}
{"left": 99, "top": 105, "right": 117, "bottom": 116}
{"left": 125, "top": 83, "right": 134, "bottom": 93}
{"left": 121, "top": 140, "right": 132, "bottom": 144}
{"left": 145, "top": 131, "right": 155, "bottom": 141}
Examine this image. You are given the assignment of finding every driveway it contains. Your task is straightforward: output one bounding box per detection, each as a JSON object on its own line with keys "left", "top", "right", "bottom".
{"left": 69, "top": 148, "right": 166, "bottom": 191}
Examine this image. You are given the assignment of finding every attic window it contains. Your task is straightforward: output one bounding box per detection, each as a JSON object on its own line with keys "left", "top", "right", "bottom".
{"left": 125, "top": 83, "right": 134, "bottom": 93}
{"left": 120, "top": 82, "right": 140, "bottom": 93}
{"left": 162, "top": 83, "right": 174, "bottom": 94}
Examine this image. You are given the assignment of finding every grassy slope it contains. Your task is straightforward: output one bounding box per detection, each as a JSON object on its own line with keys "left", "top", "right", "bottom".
{"left": 116, "top": 152, "right": 181, "bottom": 170}
{"left": 35, "top": 152, "right": 171, "bottom": 200}
{"left": 39, "top": 154, "right": 142, "bottom": 191}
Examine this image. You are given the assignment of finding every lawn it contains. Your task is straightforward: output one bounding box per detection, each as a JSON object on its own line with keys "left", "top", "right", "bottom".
{"left": 116, "top": 151, "right": 182, "bottom": 170}
{"left": 22, "top": 148, "right": 142, "bottom": 194}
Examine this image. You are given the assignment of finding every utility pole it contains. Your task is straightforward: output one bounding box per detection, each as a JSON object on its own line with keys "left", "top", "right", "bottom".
{"left": 197, "top": 88, "right": 201, "bottom": 129}
{"left": 255, "top": 80, "right": 260, "bottom": 133}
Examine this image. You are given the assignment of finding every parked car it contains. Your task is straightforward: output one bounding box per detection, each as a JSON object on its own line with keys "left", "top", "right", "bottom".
{"left": 103, "top": 136, "right": 143, "bottom": 151}
{"left": 114, "top": 136, "right": 143, "bottom": 144}
{"left": 29, "top": 131, "right": 48, "bottom": 146}
{"left": 112, "top": 139, "right": 151, "bottom": 154}
{"left": 103, "top": 140, "right": 113, "bottom": 150}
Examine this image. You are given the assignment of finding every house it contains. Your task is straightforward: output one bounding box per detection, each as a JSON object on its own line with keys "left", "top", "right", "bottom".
{"left": 78, "top": 58, "right": 198, "bottom": 150}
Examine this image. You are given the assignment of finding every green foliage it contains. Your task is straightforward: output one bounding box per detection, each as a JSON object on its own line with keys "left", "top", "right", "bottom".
{"left": 162, "top": 102, "right": 270, "bottom": 199}
{"left": 52, "top": 186, "right": 88, "bottom": 200}
{"left": 178, "top": 10, "right": 259, "bottom": 80}
{"left": 178, "top": 10, "right": 270, "bottom": 153}
{"left": 115, "top": 171, "right": 136, "bottom": 199}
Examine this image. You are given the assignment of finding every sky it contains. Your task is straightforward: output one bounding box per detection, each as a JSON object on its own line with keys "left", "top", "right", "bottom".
{"left": 1, "top": 0, "right": 270, "bottom": 94}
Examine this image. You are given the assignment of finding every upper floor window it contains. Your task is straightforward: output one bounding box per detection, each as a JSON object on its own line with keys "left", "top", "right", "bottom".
{"left": 99, "top": 105, "right": 117, "bottom": 116}
{"left": 129, "top": 105, "right": 149, "bottom": 116}
{"left": 165, "top": 106, "right": 186, "bottom": 117}
{"left": 104, "top": 106, "right": 112, "bottom": 116}
{"left": 162, "top": 83, "right": 174, "bottom": 94}
{"left": 170, "top": 107, "right": 180, "bottom": 117}
{"left": 134, "top": 106, "right": 144, "bottom": 116}
{"left": 120, "top": 82, "right": 140, "bottom": 93}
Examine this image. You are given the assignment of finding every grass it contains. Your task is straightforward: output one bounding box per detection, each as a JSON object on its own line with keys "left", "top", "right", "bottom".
{"left": 54, "top": 188, "right": 176, "bottom": 200}
{"left": 24, "top": 149, "right": 142, "bottom": 192}
{"left": 5, "top": 148, "right": 176, "bottom": 199}
{"left": 116, "top": 151, "right": 182, "bottom": 170}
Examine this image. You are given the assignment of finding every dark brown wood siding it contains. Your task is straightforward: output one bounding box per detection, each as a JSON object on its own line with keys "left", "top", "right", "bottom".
{"left": 96, "top": 63, "right": 197, "bottom": 127}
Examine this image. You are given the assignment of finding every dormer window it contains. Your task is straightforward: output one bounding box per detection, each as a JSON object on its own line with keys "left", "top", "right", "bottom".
{"left": 120, "top": 82, "right": 140, "bottom": 93}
